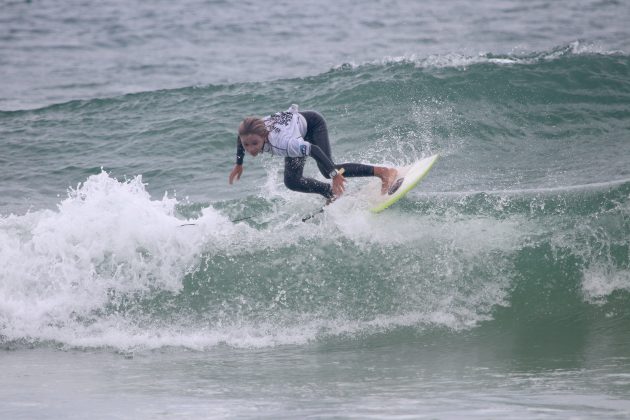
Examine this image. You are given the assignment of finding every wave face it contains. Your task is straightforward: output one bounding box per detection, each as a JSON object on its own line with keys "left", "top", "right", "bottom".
{"left": 1, "top": 47, "right": 630, "bottom": 351}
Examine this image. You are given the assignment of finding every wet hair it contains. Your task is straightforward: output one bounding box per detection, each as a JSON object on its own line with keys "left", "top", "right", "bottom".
{"left": 238, "top": 117, "right": 268, "bottom": 139}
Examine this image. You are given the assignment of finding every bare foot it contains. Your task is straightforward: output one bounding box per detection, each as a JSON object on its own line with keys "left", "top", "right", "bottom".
{"left": 374, "top": 167, "right": 398, "bottom": 194}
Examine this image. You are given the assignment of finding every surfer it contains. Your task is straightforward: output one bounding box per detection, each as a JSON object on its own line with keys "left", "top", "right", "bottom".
{"left": 229, "top": 104, "right": 397, "bottom": 201}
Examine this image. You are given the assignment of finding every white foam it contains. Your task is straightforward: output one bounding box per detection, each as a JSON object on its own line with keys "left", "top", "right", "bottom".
{"left": 331, "top": 41, "right": 622, "bottom": 73}
{"left": 0, "top": 170, "right": 530, "bottom": 350}
{"left": 582, "top": 267, "right": 630, "bottom": 303}
{"left": 0, "top": 171, "right": 240, "bottom": 343}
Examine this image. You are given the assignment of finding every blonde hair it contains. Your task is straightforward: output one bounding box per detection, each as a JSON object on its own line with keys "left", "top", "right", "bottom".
{"left": 238, "top": 117, "right": 268, "bottom": 139}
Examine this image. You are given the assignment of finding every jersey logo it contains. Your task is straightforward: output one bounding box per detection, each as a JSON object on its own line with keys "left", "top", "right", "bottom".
{"left": 268, "top": 111, "right": 293, "bottom": 133}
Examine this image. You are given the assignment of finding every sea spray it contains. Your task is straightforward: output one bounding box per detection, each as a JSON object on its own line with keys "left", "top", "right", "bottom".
{"left": 5, "top": 172, "right": 629, "bottom": 350}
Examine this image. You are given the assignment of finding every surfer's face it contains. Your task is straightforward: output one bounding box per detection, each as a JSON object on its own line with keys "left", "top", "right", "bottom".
{"left": 240, "top": 134, "right": 265, "bottom": 156}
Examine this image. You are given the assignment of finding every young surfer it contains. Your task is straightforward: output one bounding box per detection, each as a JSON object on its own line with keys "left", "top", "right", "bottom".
{"left": 229, "top": 104, "right": 397, "bottom": 201}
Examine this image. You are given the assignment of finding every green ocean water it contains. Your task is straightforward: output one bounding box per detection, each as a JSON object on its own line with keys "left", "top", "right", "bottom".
{"left": 2, "top": 0, "right": 630, "bottom": 417}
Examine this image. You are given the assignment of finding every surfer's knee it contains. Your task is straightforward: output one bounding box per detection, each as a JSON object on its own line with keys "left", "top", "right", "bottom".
{"left": 284, "top": 172, "right": 302, "bottom": 192}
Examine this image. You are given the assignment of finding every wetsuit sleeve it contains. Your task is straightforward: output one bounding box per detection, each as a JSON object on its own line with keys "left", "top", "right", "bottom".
{"left": 236, "top": 135, "right": 245, "bottom": 165}
{"left": 309, "top": 144, "right": 335, "bottom": 175}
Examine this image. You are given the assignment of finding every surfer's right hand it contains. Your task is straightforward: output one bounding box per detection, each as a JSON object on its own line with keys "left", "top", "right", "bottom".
{"left": 331, "top": 173, "right": 345, "bottom": 197}
{"left": 229, "top": 164, "right": 243, "bottom": 184}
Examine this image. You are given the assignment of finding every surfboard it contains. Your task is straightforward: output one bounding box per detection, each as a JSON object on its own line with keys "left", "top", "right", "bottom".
{"left": 301, "top": 154, "right": 438, "bottom": 221}
{"left": 369, "top": 154, "right": 438, "bottom": 213}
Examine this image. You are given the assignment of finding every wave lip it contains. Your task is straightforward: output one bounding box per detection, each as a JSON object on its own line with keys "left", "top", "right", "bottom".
{"left": 330, "top": 41, "right": 625, "bottom": 71}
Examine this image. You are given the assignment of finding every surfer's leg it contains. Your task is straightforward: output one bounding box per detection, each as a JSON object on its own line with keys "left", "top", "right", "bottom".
{"left": 333, "top": 163, "right": 397, "bottom": 193}
{"left": 284, "top": 156, "right": 334, "bottom": 199}
{"left": 373, "top": 166, "right": 398, "bottom": 194}
{"left": 300, "top": 111, "right": 376, "bottom": 178}
{"left": 300, "top": 111, "right": 332, "bottom": 158}
{"left": 300, "top": 110, "right": 397, "bottom": 193}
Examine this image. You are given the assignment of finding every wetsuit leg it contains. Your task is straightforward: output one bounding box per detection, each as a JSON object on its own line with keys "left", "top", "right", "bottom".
{"left": 284, "top": 156, "right": 334, "bottom": 199}
{"left": 300, "top": 111, "right": 375, "bottom": 179}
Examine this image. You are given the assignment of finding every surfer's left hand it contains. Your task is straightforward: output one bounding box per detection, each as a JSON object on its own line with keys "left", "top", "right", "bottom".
{"left": 332, "top": 173, "right": 346, "bottom": 197}
{"left": 229, "top": 164, "right": 243, "bottom": 184}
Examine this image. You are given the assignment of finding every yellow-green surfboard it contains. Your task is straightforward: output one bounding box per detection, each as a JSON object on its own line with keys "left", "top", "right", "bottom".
{"left": 370, "top": 154, "right": 438, "bottom": 213}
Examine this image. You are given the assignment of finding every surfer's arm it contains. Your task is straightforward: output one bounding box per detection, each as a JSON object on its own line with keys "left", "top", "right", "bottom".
{"left": 236, "top": 135, "right": 245, "bottom": 165}
{"left": 229, "top": 164, "right": 243, "bottom": 184}
{"left": 229, "top": 136, "right": 245, "bottom": 184}
{"left": 309, "top": 144, "right": 345, "bottom": 196}
{"left": 287, "top": 136, "right": 339, "bottom": 177}
{"left": 309, "top": 145, "right": 335, "bottom": 177}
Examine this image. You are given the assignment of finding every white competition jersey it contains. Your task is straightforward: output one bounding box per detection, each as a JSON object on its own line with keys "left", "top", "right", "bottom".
{"left": 263, "top": 104, "right": 310, "bottom": 158}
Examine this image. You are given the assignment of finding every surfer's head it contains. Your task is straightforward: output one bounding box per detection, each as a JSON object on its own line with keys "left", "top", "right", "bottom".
{"left": 238, "top": 117, "right": 268, "bottom": 156}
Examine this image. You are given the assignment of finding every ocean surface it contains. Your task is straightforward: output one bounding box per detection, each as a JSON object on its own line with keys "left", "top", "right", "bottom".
{"left": 2, "top": 0, "right": 630, "bottom": 418}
